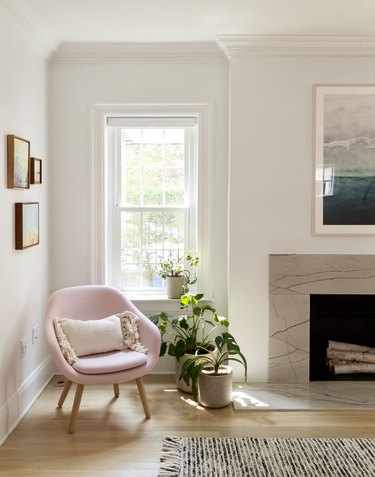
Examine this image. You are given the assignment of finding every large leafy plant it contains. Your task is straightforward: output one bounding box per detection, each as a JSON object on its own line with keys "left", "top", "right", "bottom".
{"left": 179, "top": 332, "right": 248, "bottom": 399}
{"left": 149, "top": 292, "right": 229, "bottom": 360}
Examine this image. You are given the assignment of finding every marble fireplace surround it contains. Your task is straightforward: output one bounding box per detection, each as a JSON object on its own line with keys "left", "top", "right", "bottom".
{"left": 269, "top": 254, "right": 375, "bottom": 383}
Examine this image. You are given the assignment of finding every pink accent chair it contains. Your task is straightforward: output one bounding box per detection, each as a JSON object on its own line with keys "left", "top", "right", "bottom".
{"left": 45, "top": 285, "right": 160, "bottom": 433}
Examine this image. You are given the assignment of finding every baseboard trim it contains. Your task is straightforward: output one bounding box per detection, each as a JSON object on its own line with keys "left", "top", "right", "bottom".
{"left": 0, "top": 356, "right": 55, "bottom": 446}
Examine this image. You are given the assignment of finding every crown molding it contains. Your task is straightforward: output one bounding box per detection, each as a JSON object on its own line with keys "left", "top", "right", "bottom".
{"left": 2, "top": 0, "right": 59, "bottom": 59}
{"left": 217, "top": 35, "right": 375, "bottom": 58}
{"left": 51, "top": 41, "right": 227, "bottom": 64}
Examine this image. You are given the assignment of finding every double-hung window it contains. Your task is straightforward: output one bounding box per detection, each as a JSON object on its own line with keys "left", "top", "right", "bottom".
{"left": 106, "top": 116, "right": 198, "bottom": 294}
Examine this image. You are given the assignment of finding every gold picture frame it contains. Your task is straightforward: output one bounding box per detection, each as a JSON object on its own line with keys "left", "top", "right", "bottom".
{"left": 15, "top": 202, "right": 40, "bottom": 250}
{"left": 30, "top": 158, "right": 42, "bottom": 185}
{"left": 7, "top": 135, "right": 30, "bottom": 189}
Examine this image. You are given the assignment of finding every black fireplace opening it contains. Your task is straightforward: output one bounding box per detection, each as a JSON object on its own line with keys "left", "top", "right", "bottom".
{"left": 309, "top": 294, "right": 375, "bottom": 381}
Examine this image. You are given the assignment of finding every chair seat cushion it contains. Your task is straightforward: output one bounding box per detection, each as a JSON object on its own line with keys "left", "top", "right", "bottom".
{"left": 72, "top": 349, "right": 148, "bottom": 375}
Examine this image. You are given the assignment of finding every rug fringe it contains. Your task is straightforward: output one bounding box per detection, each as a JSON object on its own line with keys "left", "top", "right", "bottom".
{"left": 158, "top": 436, "right": 181, "bottom": 476}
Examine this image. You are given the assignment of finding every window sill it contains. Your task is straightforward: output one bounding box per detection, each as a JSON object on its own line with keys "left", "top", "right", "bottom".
{"left": 126, "top": 293, "right": 214, "bottom": 315}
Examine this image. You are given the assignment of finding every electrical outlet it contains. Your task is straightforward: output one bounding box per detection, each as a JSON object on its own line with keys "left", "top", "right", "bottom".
{"left": 20, "top": 338, "right": 27, "bottom": 359}
{"left": 32, "top": 325, "right": 39, "bottom": 344}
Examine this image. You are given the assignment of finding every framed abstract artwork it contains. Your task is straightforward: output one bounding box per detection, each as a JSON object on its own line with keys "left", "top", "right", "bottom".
{"left": 313, "top": 84, "right": 375, "bottom": 235}
{"left": 30, "top": 158, "right": 42, "bottom": 184}
{"left": 15, "top": 202, "right": 39, "bottom": 250}
{"left": 7, "top": 135, "right": 30, "bottom": 189}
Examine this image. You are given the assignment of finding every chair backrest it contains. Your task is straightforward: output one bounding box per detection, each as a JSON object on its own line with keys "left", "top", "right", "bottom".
{"left": 45, "top": 285, "right": 140, "bottom": 322}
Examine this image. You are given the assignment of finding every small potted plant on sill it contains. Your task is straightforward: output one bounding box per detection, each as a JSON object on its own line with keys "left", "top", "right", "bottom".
{"left": 179, "top": 332, "right": 247, "bottom": 408}
{"left": 158, "top": 251, "right": 199, "bottom": 299}
{"left": 149, "top": 292, "right": 229, "bottom": 392}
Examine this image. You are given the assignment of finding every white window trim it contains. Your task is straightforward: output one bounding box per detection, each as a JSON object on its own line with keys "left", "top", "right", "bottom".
{"left": 90, "top": 103, "right": 213, "bottom": 300}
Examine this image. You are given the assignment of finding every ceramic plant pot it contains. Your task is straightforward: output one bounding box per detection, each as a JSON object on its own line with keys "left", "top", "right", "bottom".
{"left": 175, "top": 347, "right": 218, "bottom": 393}
{"left": 175, "top": 352, "right": 196, "bottom": 393}
{"left": 197, "top": 365, "right": 233, "bottom": 408}
{"left": 165, "top": 276, "right": 185, "bottom": 299}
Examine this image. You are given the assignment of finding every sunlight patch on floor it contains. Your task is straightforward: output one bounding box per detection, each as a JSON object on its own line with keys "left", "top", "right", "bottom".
{"left": 232, "top": 390, "right": 270, "bottom": 409}
{"left": 181, "top": 396, "right": 205, "bottom": 410}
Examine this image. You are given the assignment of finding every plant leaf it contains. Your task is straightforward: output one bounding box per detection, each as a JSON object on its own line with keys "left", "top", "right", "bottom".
{"left": 149, "top": 313, "right": 160, "bottom": 324}
{"left": 174, "top": 339, "right": 186, "bottom": 360}
{"left": 160, "top": 341, "right": 167, "bottom": 357}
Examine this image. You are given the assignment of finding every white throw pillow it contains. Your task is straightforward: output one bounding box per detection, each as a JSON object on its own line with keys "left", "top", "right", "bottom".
{"left": 58, "top": 315, "right": 126, "bottom": 357}
{"left": 53, "top": 311, "right": 148, "bottom": 365}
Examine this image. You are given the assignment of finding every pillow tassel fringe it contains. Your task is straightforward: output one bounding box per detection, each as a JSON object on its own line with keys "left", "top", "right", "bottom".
{"left": 117, "top": 311, "right": 149, "bottom": 354}
{"left": 53, "top": 318, "right": 78, "bottom": 364}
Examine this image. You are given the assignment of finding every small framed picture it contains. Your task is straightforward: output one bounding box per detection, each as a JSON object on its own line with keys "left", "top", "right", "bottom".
{"left": 15, "top": 202, "right": 39, "bottom": 250}
{"left": 7, "top": 135, "right": 30, "bottom": 189}
{"left": 30, "top": 158, "right": 42, "bottom": 184}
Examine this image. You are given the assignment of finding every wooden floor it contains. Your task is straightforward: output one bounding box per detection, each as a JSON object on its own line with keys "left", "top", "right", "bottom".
{"left": 1, "top": 375, "right": 374, "bottom": 477}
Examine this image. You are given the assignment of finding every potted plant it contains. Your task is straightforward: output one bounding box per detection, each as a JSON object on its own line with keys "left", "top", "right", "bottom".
{"left": 149, "top": 292, "right": 229, "bottom": 392}
{"left": 179, "top": 332, "right": 247, "bottom": 408}
{"left": 158, "top": 251, "right": 199, "bottom": 298}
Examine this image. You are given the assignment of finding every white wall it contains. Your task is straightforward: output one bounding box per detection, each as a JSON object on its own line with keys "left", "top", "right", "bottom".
{"left": 48, "top": 55, "right": 229, "bottom": 372}
{"left": 0, "top": 2, "right": 52, "bottom": 445}
{"left": 228, "top": 55, "right": 375, "bottom": 382}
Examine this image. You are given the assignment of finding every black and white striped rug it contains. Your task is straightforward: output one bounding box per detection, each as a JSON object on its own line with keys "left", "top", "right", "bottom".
{"left": 158, "top": 436, "right": 375, "bottom": 476}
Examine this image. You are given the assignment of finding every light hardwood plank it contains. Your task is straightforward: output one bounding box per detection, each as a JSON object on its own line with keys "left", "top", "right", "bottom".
{"left": 0, "top": 376, "right": 374, "bottom": 476}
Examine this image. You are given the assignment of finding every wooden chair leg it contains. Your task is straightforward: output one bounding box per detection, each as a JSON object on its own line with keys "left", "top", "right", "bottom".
{"left": 136, "top": 377, "right": 150, "bottom": 418}
{"left": 57, "top": 380, "right": 72, "bottom": 408}
{"left": 68, "top": 384, "right": 84, "bottom": 434}
{"left": 113, "top": 383, "right": 120, "bottom": 397}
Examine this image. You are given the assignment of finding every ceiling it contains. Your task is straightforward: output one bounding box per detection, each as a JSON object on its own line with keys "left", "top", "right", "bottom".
{"left": 15, "top": 0, "right": 375, "bottom": 44}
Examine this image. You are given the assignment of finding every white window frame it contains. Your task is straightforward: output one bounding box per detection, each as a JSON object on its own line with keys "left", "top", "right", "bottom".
{"left": 91, "top": 103, "right": 213, "bottom": 300}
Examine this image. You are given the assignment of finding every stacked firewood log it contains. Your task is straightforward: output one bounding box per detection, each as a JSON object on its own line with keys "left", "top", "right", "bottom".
{"left": 327, "top": 340, "right": 375, "bottom": 374}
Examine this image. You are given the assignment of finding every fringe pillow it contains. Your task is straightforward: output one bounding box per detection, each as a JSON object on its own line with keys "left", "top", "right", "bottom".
{"left": 53, "top": 311, "right": 148, "bottom": 365}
